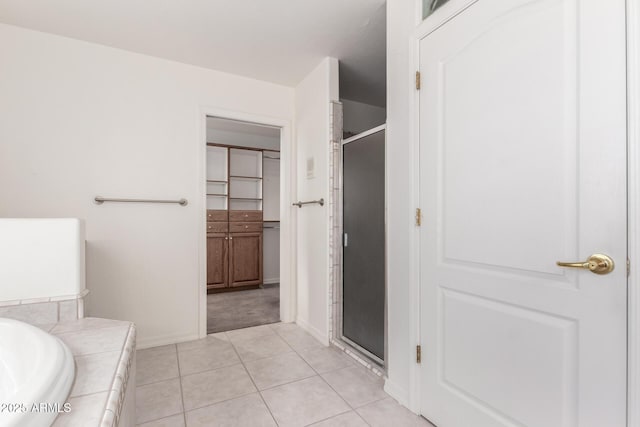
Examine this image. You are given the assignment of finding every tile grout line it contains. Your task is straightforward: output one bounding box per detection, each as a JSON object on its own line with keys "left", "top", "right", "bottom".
{"left": 293, "top": 356, "right": 368, "bottom": 425}
{"left": 68, "top": 349, "right": 126, "bottom": 399}
{"left": 175, "top": 334, "right": 264, "bottom": 412}
{"left": 179, "top": 361, "right": 243, "bottom": 380}
{"left": 289, "top": 337, "right": 371, "bottom": 382}
{"left": 236, "top": 349, "right": 296, "bottom": 364}
{"left": 180, "top": 390, "right": 259, "bottom": 416}
{"left": 170, "top": 331, "right": 299, "bottom": 382}
{"left": 310, "top": 373, "right": 376, "bottom": 426}
{"left": 353, "top": 410, "right": 372, "bottom": 427}
{"left": 173, "top": 344, "right": 188, "bottom": 427}
{"left": 135, "top": 345, "right": 184, "bottom": 388}
{"left": 252, "top": 372, "right": 319, "bottom": 393}
{"left": 287, "top": 336, "right": 377, "bottom": 426}
{"left": 304, "top": 408, "right": 369, "bottom": 427}
{"left": 353, "top": 395, "right": 393, "bottom": 410}
{"left": 236, "top": 338, "right": 321, "bottom": 393}
{"left": 53, "top": 323, "right": 131, "bottom": 336}
{"left": 312, "top": 362, "right": 358, "bottom": 409}
{"left": 319, "top": 365, "right": 391, "bottom": 411}
{"left": 140, "top": 355, "right": 378, "bottom": 422}
{"left": 135, "top": 374, "right": 181, "bottom": 388}
{"left": 246, "top": 333, "right": 358, "bottom": 427}
{"left": 227, "top": 335, "right": 281, "bottom": 426}
{"left": 66, "top": 389, "right": 111, "bottom": 400}
{"left": 173, "top": 337, "right": 266, "bottom": 412}
{"left": 137, "top": 413, "right": 183, "bottom": 427}
{"left": 142, "top": 324, "right": 384, "bottom": 426}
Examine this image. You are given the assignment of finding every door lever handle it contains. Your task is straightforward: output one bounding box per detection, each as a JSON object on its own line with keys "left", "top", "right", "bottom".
{"left": 557, "top": 254, "right": 615, "bottom": 275}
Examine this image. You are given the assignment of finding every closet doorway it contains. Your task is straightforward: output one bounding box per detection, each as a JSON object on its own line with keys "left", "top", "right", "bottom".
{"left": 205, "top": 117, "right": 282, "bottom": 334}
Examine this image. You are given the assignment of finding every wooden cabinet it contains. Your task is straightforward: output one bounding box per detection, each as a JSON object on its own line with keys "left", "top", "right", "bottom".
{"left": 206, "top": 233, "right": 228, "bottom": 289}
{"left": 207, "top": 209, "right": 263, "bottom": 291}
{"left": 207, "top": 210, "right": 229, "bottom": 290}
{"left": 207, "top": 210, "right": 228, "bottom": 222}
{"left": 207, "top": 222, "right": 229, "bottom": 233}
{"left": 229, "top": 222, "right": 262, "bottom": 233}
{"left": 229, "top": 210, "right": 263, "bottom": 222}
{"left": 229, "top": 232, "right": 262, "bottom": 287}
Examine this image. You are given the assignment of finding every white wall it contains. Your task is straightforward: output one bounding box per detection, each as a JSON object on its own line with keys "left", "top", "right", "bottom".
{"left": 0, "top": 23, "right": 294, "bottom": 348}
{"left": 341, "top": 98, "right": 386, "bottom": 136}
{"left": 385, "top": 0, "right": 417, "bottom": 409}
{"left": 294, "top": 57, "right": 339, "bottom": 343}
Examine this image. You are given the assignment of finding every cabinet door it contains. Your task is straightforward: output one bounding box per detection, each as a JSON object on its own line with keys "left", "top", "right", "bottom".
{"left": 229, "top": 232, "right": 262, "bottom": 287}
{"left": 207, "top": 233, "right": 228, "bottom": 289}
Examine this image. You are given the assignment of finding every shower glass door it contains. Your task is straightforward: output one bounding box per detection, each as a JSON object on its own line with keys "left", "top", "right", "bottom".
{"left": 342, "top": 126, "right": 386, "bottom": 362}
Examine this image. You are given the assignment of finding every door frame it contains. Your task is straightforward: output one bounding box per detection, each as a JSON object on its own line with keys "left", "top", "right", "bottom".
{"left": 627, "top": 0, "right": 640, "bottom": 425}
{"left": 407, "top": 0, "right": 640, "bottom": 423}
{"left": 197, "top": 106, "right": 296, "bottom": 338}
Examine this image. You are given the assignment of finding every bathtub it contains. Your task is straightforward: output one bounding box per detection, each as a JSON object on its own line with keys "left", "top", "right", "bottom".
{"left": 0, "top": 318, "right": 75, "bottom": 427}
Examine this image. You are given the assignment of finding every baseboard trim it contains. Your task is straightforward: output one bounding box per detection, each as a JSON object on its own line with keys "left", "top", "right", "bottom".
{"left": 295, "top": 317, "right": 330, "bottom": 346}
{"left": 263, "top": 278, "right": 280, "bottom": 285}
{"left": 384, "top": 379, "right": 412, "bottom": 411}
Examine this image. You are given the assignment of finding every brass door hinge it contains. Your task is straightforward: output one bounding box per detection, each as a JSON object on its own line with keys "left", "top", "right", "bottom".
{"left": 415, "top": 208, "right": 422, "bottom": 226}
{"left": 417, "top": 345, "right": 422, "bottom": 364}
{"left": 415, "top": 71, "right": 421, "bottom": 90}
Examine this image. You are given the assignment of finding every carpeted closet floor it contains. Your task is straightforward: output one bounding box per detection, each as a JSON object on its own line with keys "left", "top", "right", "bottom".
{"left": 207, "top": 284, "right": 280, "bottom": 334}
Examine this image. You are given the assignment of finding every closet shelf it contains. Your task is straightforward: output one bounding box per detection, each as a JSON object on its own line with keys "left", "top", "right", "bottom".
{"left": 229, "top": 197, "right": 262, "bottom": 201}
{"left": 207, "top": 180, "right": 228, "bottom": 183}
{"left": 230, "top": 175, "right": 262, "bottom": 180}
{"left": 207, "top": 193, "right": 228, "bottom": 197}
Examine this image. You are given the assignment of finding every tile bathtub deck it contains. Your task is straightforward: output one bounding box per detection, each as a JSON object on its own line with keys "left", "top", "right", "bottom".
{"left": 135, "top": 323, "right": 434, "bottom": 427}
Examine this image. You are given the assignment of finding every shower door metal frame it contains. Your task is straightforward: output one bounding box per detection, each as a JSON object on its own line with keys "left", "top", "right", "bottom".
{"left": 336, "top": 124, "right": 388, "bottom": 368}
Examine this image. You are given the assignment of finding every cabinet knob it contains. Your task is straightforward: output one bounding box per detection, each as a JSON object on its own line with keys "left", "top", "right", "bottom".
{"left": 245, "top": 225, "right": 248, "bottom": 229}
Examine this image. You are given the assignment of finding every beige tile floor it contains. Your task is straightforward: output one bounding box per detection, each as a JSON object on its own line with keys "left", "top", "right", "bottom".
{"left": 135, "top": 323, "right": 435, "bottom": 427}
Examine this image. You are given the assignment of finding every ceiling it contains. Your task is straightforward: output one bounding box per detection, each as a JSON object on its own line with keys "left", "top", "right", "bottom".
{"left": 206, "top": 117, "right": 279, "bottom": 139}
{"left": 0, "top": 0, "right": 386, "bottom": 106}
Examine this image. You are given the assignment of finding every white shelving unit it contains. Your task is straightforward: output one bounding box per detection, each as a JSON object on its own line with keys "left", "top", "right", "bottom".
{"left": 229, "top": 148, "right": 263, "bottom": 211}
{"left": 206, "top": 146, "right": 228, "bottom": 210}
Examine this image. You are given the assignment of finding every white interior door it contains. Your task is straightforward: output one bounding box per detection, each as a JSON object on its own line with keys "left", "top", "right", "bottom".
{"left": 418, "top": 1, "right": 627, "bottom": 426}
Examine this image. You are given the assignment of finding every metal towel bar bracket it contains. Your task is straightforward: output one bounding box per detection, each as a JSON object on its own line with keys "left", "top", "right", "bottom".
{"left": 95, "top": 196, "right": 188, "bottom": 206}
{"left": 292, "top": 198, "right": 324, "bottom": 208}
